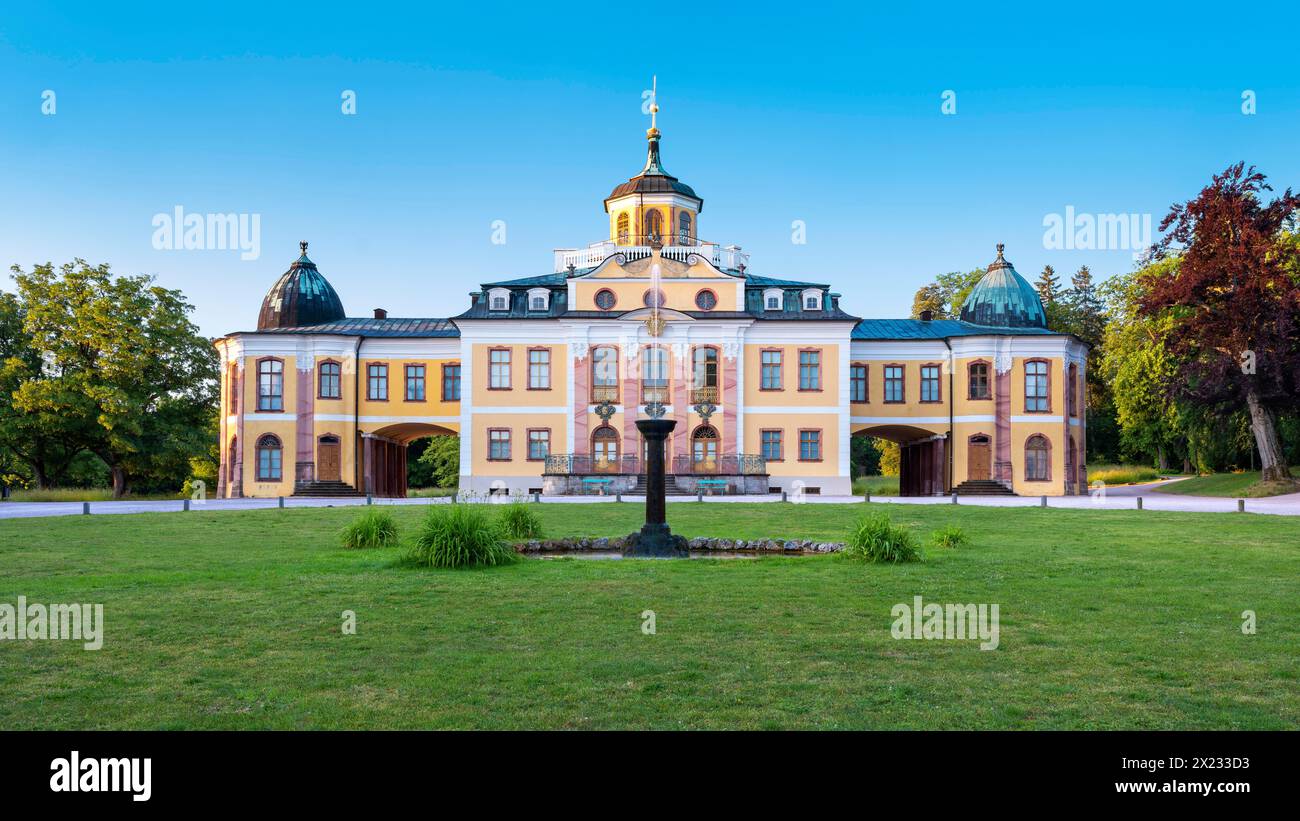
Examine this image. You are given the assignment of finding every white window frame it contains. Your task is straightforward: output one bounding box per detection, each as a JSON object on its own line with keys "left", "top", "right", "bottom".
{"left": 763, "top": 288, "right": 783, "bottom": 311}
{"left": 488, "top": 288, "right": 511, "bottom": 312}
{"left": 527, "top": 288, "right": 550, "bottom": 312}
{"left": 801, "top": 288, "right": 822, "bottom": 311}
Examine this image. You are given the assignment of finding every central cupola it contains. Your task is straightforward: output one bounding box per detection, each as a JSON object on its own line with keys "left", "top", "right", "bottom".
{"left": 603, "top": 78, "right": 703, "bottom": 247}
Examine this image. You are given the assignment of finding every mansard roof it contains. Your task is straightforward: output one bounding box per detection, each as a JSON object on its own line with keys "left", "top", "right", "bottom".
{"left": 250, "top": 317, "right": 459, "bottom": 337}
{"left": 851, "top": 318, "right": 1062, "bottom": 341}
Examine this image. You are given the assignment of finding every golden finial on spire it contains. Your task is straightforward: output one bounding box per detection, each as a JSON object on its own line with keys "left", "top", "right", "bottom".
{"left": 647, "top": 74, "right": 660, "bottom": 139}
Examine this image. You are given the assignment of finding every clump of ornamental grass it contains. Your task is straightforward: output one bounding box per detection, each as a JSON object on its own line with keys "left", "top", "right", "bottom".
{"left": 843, "top": 513, "right": 921, "bottom": 563}
{"left": 340, "top": 508, "right": 399, "bottom": 549}
{"left": 403, "top": 504, "right": 518, "bottom": 569}
{"left": 929, "top": 524, "right": 970, "bottom": 550}
{"left": 498, "top": 501, "right": 543, "bottom": 539}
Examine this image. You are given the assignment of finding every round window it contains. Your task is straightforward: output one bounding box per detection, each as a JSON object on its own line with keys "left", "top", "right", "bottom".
{"left": 643, "top": 288, "right": 666, "bottom": 308}
{"left": 694, "top": 289, "right": 717, "bottom": 311}
{"left": 594, "top": 289, "right": 617, "bottom": 311}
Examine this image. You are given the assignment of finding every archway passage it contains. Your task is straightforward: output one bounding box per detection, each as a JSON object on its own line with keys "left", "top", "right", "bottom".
{"left": 364, "top": 423, "right": 457, "bottom": 498}
{"left": 852, "top": 424, "right": 949, "bottom": 497}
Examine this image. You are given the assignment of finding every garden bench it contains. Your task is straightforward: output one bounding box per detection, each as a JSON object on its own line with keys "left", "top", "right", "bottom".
{"left": 582, "top": 477, "right": 615, "bottom": 495}
{"left": 697, "top": 479, "right": 728, "bottom": 495}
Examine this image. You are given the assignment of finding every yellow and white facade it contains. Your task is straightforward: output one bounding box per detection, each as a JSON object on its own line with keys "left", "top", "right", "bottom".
{"left": 214, "top": 114, "right": 1088, "bottom": 499}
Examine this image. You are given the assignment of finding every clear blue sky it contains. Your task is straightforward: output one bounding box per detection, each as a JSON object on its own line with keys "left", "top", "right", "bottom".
{"left": 2, "top": 2, "right": 1297, "bottom": 337}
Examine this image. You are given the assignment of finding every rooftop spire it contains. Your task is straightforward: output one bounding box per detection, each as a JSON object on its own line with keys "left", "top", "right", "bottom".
{"left": 642, "top": 75, "right": 667, "bottom": 176}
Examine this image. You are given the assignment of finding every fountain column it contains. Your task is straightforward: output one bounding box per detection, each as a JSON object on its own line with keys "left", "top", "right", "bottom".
{"left": 624, "top": 416, "right": 688, "bottom": 557}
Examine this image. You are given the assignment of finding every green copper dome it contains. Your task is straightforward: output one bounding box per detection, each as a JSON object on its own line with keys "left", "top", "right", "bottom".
{"left": 257, "top": 242, "right": 346, "bottom": 330}
{"left": 959, "top": 244, "right": 1048, "bottom": 329}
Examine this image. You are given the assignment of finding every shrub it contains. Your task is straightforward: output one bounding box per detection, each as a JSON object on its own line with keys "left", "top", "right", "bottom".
{"left": 930, "top": 524, "right": 969, "bottom": 549}
{"left": 404, "top": 504, "right": 518, "bottom": 569}
{"left": 843, "top": 513, "right": 921, "bottom": 563}
{"left": 340, "top": 508, "right": 399, "bottom": 549}
{"left": 1087, "top": 464, "right": 1162, "bottom": 485}
{"left": 498, "top": 501, "right": 543, "bottom": 539}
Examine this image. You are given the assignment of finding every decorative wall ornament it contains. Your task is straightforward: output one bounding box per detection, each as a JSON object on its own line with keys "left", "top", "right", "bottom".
{"left": 722, "top": 340, "right": 741, "bottom": 361}
{"left": 594, "top": 400, "right": 617, "bottom": 423}
{"left": 644, "top": 314, "right": 667, "bottom": 336}
{"left": 644, "top": 401, "right": 667, "bottom": 419}
{"left": 693, "top": 402, "right": 716, "bottom": 423}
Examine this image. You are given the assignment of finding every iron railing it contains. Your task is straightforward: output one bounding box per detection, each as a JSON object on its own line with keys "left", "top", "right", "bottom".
{"left": 689, "top": 386, "right": 719, "bottom": 404}
{"left": 672, "top": 454, "right": 766, "bottom": 475}
{"left": 590, "top": 385, "right": 619, "bottom": 404}
{"left": 544, "top": 453, "right": 767, "bottom": 476}
{"left": 544, "top": 454, "right": 641, "bottom": 475}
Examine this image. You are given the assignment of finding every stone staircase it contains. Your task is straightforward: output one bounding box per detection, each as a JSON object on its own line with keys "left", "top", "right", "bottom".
{"left": 628, "top": 474, "right": 691, "bottom": 496}
{"left": 293, "top": 480, "right": 365, "bottom": 498}
{"left": 952, "top": 479, "right": 1016, "bottom": 496}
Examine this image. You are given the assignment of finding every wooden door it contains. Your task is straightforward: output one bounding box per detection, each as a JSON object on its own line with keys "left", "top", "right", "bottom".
{"left": 968, "top": 436, "right": 991, "bottom": 481}
{"left": 318, "top": 436, "right": 341, "bottom": 481}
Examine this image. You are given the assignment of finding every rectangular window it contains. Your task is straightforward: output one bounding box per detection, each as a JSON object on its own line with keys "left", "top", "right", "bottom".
{"left": 489, "top": 349, "right": 511, "bottom": 390}
{"left": 850, "top": 364, "right": 868, "bottom": 403}
{"left": 257, "top": 443, "right": 281, "bottom": 481}
{"left": 442, "top": 363, "right": 461, "bottom": 401}
{"left": 527, "top": 429, "right": 550, "bottom": 461}
{"left": 760, "top": 350, "right": 783, "bottom": 390}
{"left": 761, "top": 429, "right": 783, "bottom": 461}
{"left": 920, "top": 365, "right": 941, "bottom": 402}
{"left": 257, "top": 359, "right": 283, "bottom": 411}
{"left": 884, "top": 365, "right": 904, "bottom": 403}
{"left": 318, "top": 361, "right": 341, "bottom": 400}
{"left": 592, "top": 346, "right": 618, "bottom": 403}
{"left": 799, "top": 429, "right": 822, "bottom": 461}
{"left": 1025, "top": 361, "right": 1049, "bottom": 412}
{"left": 798, "top": 350, "right": 821, "bottom": 391}
{"left": 528, "top": 348, "right": 551, "bottom": 390}
{"left": 969, "top": 362, "right": 990, "bottom": 400}
{"left": 229, "top": 365, "right": 239, "bottom": 413}
{"left": 367, "top": 363, "right": 388, "bottom": 401}
{"left": 488, "top": 428, "right": 511, "bottom": 461}
{"left": 405, "top": 364, "right": 425, "bottom": 401}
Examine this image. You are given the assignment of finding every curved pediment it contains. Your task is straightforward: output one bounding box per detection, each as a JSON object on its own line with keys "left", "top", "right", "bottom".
{"left": 618, "top": 306, "right": 694, "bottom": 322}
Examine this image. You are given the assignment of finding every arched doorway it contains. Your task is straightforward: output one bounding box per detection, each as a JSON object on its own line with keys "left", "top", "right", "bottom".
{"left": 968, "top": 434, "right": 991, "bottom": 481}
{"left": 851, "top": 424, "right": 948, "bottom": 497}
{"left": 318, "top": 434, "right": 341, "bottom": 482}
{"left": 592, "top": 425, "right": 620, "bottom": 473}
{"left": 691, "top": 424, "right": 719, "bottom": 473}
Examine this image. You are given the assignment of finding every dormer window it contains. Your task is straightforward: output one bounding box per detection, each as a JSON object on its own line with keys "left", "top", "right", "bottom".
{"left": 763, "top": 288, "right": 783, "bottom": 311}
{"left": 488, "top": 288, "right": 511, "bottom": 312}
{"left": 802, "top": 288, "right": 822, "bottom": 311}
{"left": 527, "top": 288, "right": 550, "bottom": 312}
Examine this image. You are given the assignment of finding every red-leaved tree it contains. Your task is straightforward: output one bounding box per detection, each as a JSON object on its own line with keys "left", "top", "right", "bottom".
{"left": 1143, "top": 163, "right": 1300, "bottom": 483}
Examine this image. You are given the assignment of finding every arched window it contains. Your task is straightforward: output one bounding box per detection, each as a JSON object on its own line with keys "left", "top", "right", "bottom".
{"left": 1025, "top": 434, "right": 1050, "bottom": 481}
{"left": 592, "top": 425, "right": 620, "bottom": 472}
{"left": 591, "top": 346, "right": 618, "bottom": 403}
{"left": 318, "top": 360, "right": 341, "bottom": 399}
{"left": 257, "top": 358, "right": 283, "bottom": 411}
{"left": 692, "top": 346, "right": 718, "bottom": 403}
{"left": 643, "top": 288, "right": 666, "bottom": 308}
{"left": 594, "top": 288, "right": 617, "bottom": 311}
{"left": 691, "top": 425, "right": 719, "bottom": 473}
{"left": 968, "top": 361, "right": 990, "bottom": 400}
{"left": 616, "top": 212, "right": 630, "bottom": 244}
{"left": 645, "top": 209, "right": 663, "bottom": 242}
{"left": 256, "top": 434, "right": 282, "bottom": 481}
{"left": 1067, "top": 363, "right": 1078, "bottom": 417}
{"left": 1025, "top": 360, "right": 1050, "bottom": 412}
{"left": 694, "top": 289, "right": 717, "bottom": 311}
{"left": 641, "top": 346, "right": 668, "bottom": 403}
{"left": 678, "top": 211, "right": 692, "bottom": 244}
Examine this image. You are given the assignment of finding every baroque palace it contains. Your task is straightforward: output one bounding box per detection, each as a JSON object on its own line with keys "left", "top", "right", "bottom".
{"left": 215, "top": 106, "right": 1089, "bottom": 499}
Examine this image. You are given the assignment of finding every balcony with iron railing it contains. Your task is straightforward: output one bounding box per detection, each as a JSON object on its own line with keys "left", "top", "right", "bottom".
{"left": 554, "top": 236, "right": 749, "bottom": 273}
{"left": 590, "top": 384, "right": 620, "bottom": 404}
{"left": 689, "top": 386, "right": 719, "bottom": 405}
{"left": 544, "top": 453, "right": 766, "bottom": 476}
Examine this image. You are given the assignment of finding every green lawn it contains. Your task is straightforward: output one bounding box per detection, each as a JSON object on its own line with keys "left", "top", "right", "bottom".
{"left": 1, "top": 503, "right": 1297, "bottom": 729}
{"left": 851, "top": 475, "right": 899, "bottom": 496}
{"left": 1157, "top": 468, "right": 1299, "bottom": 498}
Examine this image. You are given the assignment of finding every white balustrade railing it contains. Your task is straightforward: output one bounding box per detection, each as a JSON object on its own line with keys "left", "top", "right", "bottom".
{"left": 553, "top": 240, "right": 748, "bottom": 274}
